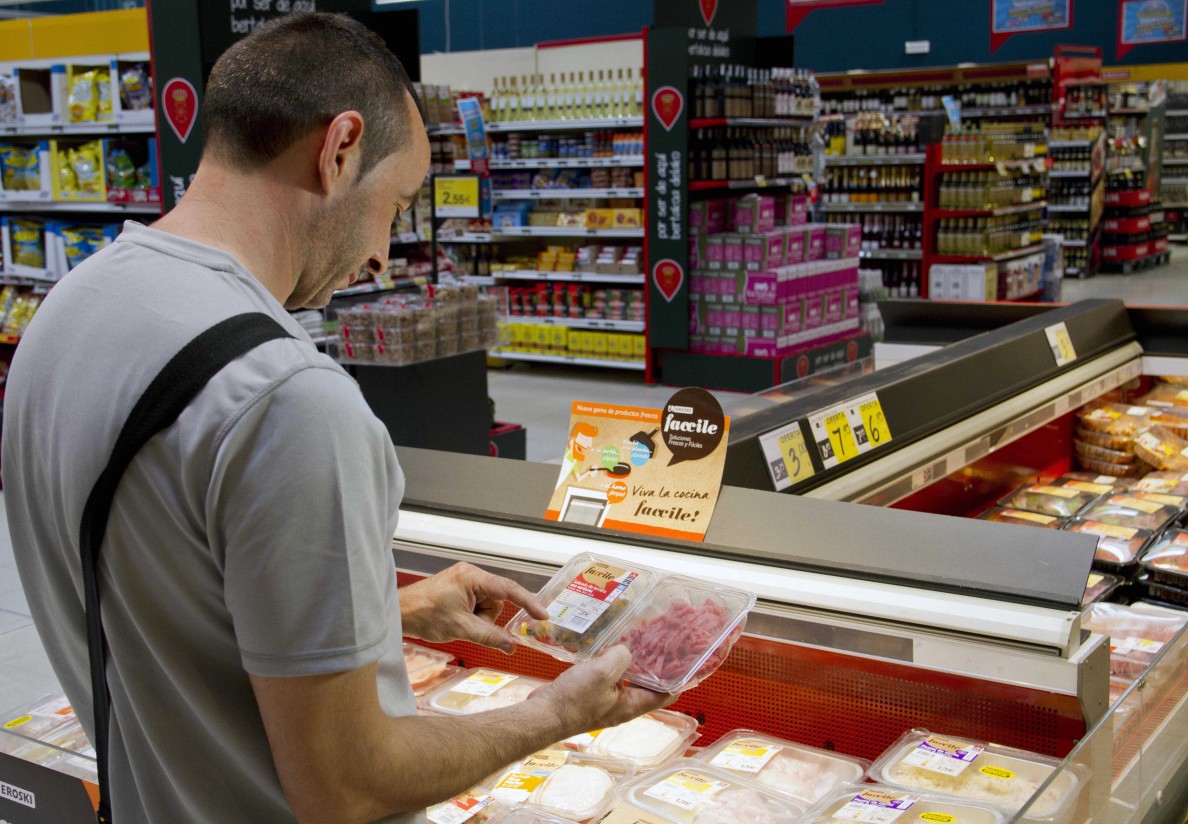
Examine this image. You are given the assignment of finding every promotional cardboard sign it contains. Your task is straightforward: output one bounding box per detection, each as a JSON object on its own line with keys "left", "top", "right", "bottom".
{"left": 546, "top": 389, "right": 729, "bottom": 542}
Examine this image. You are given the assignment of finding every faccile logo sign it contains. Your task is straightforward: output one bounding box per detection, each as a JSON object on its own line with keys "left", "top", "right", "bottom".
{"left": 651, "top": 86, "right": 684, "bottom": 131}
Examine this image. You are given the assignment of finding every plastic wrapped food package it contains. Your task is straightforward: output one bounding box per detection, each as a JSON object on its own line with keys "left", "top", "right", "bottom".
{"left": 617, "top": 760, "right": 807, "bottom": 824}
{"left": 1083, "top": 571, "right": 1122, "bottom": 606}
{"left": 1073, "top": 428, "right": 1134, "bottom": 451}
{"left": 1061, "top": 472, "right": 1124, "bottom": 486}
{"left": 1, "top": 694, "right": 80, "bottom": 744}
{"left": 338, "top": 342, "right": 374, "bottom": 363}
{"left": 1147, "top": 406, "right": 1188, "bottom": 438}
{"left": 1078, "top": 403, "right": 1151, "bottom": 437}
{"left": 1138, "top": 383, "right": 1188, "bottom": 409}
{"left": 403, "top": 642, "right": 454, "bottom": 690}
{"left": 1078, "top": 457, "right": 1148, "bottom": 478}
{"left": 803, "top": 784, "right": 1006, "bottom": 824}
{"left": 1079, "top": 494, "right": 1180, "bottom": 533}
{"left": 1063, "top": 520, "right": 1153, "bottom": 568}
{"left": 1050, "top": 477, "right": 1116, "bottom": 497}
{"left": 483, "top": 806, "right": 574, "bottom": 824}
{"left": 871, "top": 730, "right": 1082, "bottom": 821}
{"left": 1141, "top": 529, "right": 1188, "bottom": 588}
{"left": 997, "top": 484, "right": 1098, "bottom": 519}
{"left": 1081, "top": 602, "right": 1188, "bottom": 679}
{"left": 1131, "top": 471, "right": 1188, "bottom": 496}
{"left": 425, "top": 668, "right": 547, "bottom": 716}
{"left": 575, "top": 710, "right": 700, "bottom": 771}
{"left": 374, "top": 342, "right": 415, "bottom": 366}
{"left": 427, "top": 786, "right": 503, "bottom": 824}
{"left": 695, "top": 730, "right": 867, "bottom": 804}
{"left": 1073, "top": 439, "right": 1135, "bottom": 466}
{"left": 486, "top": 750, "right": 628, "bottom": 822}
{"left": 976, "top": 508, "right": 1062, "bottom": 529}
{"left": 1133, "top": 426, "right": 1188, "bottom": 472}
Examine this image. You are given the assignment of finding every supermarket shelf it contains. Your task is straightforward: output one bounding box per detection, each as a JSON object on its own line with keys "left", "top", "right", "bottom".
{"left": 1060, "top": 111, "right": 1107, "bottom": 120}
{"left": 820, "top": 202, "right": 922, "bottom": 213}
{"left": 1061, "top": 239, "right": 1088, "bottom": 247}
{"left": 426, "top": 125, "right": 465, "bottom": 135}
{"left": 1164, "top": 134, "right": 1188, "bottom": 140}
{"left": 331, "top": 280, "right": 407, "bottom": 298}
{"left": 1049, "top": 169, "right": 1091, "bottom": 178}
{"left": 437, "top": 233, "right": 496, "bottom": 243}
{"left": 494, "top": 226, "right": 643, "bottom": 239}
{"left": 1164, "top": 159, "right": 1188, "bottom": 166}
{"left": 933, "top": 201, "right": 1047, "bottom": 218}
{"left": 1049, "top": 141, "right": 1093, "bottom": 149}
{"left": 390, "top": 232, "right": 424, "bottom": 245}
{"left": 931, "top": 242, "right": 1046, "bottom": 263}
{"left": 859, "top": 248, "right": 922, "bottom": 260}
{"left": 1109, "top": 108, "right": 1149, "bottom": 116}
{"left": 1047, "top": 203, "right": 1091, "bottom": 213}
{"left": 0, "top": 200, "right": 161, "bottom": 214}
{"left": 1006, "top": 288, "right": 1044, "bottom": 302}
{"left": 938, "top": 159, "right": 1046, "bottom": 172}
{"left": 503, "top": 315, "right": 645, "bottom": 333}
{"left": 488, "top": 156, "right": 645, "bottom": 170}
{"left": 490, "top": 350, "right": 646, "bottom": 370}
{"left": 0, "top": 122, "right": 156, "bottom": 137}
{"left": 0, "top": 272, "right": 56, "bottom": 285}
{"left": 309, "top": 334, "right": 338, "bottom": 346}
{"left": 0, "top": 333, "right": 20, "bottom": 344}
{"left": 962, "top": 104, "right": 1054, "bottom": 117}
{"left": 689, "top": 117, "right": 815, "bottom": 128}
{"left": 1168, "top": 109, "right": 1188, "bottom": 116}
{"left": 824, "top": 153, "right": 926, "bottom": 166}
{"left": 688, "top": 176, "right": 806, "bottom": 191}
{"left": 486, "top": 117, "right": 644, "bottom": 132}
{"left": 492, "top": 269, "right": 645, "bottom": 284}
{"left": 1171, "top": 234, "right": 1187, "bottom": 242}
{"left": 491, "top": 188, "right": 644, "bottom": 200}
{"left": 458, "top": 275, "right": 497, "bottom": 286}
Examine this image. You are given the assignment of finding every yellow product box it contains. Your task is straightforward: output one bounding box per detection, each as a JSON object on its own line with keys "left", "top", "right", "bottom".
{"left": 533, "top": 325, "right": 552, "bottom": 352}
{"left": 605, "top": 334, "right": 620, "bottom": 359}
{"left": 570, "top": 331, "right": 591, "bottom": 358}
{"left": 633, "top": 334, "right": 647, "bottom": 359}
{"left": 591, "top": 332, "right": 609, "bottom": 358}
{"left": 550, "top": 325, "right": 568, "bottom": 352}
{"left": 611, "top": 208, "right": 643, "bottom": 228}
{"left": 584, "top": 209, "right": 616, "bottom": 229}
{"left": 506, "top": 323, "right": 523, "bottom": 351}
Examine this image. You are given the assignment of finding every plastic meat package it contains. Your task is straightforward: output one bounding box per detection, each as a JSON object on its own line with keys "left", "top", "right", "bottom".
{"left": 1063, "top": 519, "right": 1154, "bottom": 569}
{"left": 427, "top": 786, "right": 502, "bottom": 824}
{"left": 1082, "top": 571, "right": 1122, "bottom": 606}
{"left": 485, "top": 749, "right": 629, "bottom": 822}
{"left": 976, "top": 508, "right": 1062, "bottom": 529}
{"left": 423, "top": 668, "right": 548, "bottom": 716}
{"left": 996, "top": 484, "right": 1098, "bottom": 519}
{"left": 1072, "top": 439, "right": 1135, "bottom": 467}
{"left": 1077, "top": 494, "right": 1180, "bottom": 533}
{"left": 870, "top": 730, "right": 1083, "bottom": 822}
{"left": 1131, "top": 471, "right": 1188, "bottom": 496}
{"left": 616, "top": 759, "right": 807, "bottom": 824}
{"left": 1141, "top": 528, "right": 1188, "bottom": 588}
{"left": 1133, "top": 426, "right": 1188, "bottom": 472}
{"left": 1050, "top": 476, "right": 1117, "bottom": 497}
{"left": 1078, "top": 403, "right": 1151, "bottom": 437}
{"left": 510, "top": 553, "right": 755, "bottom": 693}
{"left": 1081, "top": 602, "right": 1188, "bottom": 679}
{"left": 1073, "top": 427, "right": 1134, "bottom": 452}
{"left": 567, "top": 709, "right": 700, "bottom": 771}
{"left": 483, "top": 806, "right": 577, "bottom": 824}
{"left": 803, "top": 784, "right": 1006, "bottom": 824}
{"left": 402, "top": 642, "right": 455, "bottom": 691}
{"left": 694, "top": 730, "right": 867, "bottom": 804}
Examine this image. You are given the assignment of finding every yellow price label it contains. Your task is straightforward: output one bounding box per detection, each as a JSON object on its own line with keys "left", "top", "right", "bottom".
{"left": 858, "top": 397, "right": 892, "bottom": 447}
{"left": 434, "top": 176, "right": 481, "bottom": 217}
{"left": 1045, "top": 322, "right": 1076, "bottom": 367}
{"left": 824, "top": 408, "right": 860, "bottom": 464}
{"left": 777, "top": 426, "right": 815, "bottom": 486}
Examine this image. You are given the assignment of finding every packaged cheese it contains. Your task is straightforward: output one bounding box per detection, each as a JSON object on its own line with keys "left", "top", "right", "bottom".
{"left": 694, "top": 730, "right": 868, "bottom": 804}
{"left": 803, "top": 784, "right": 1006, "bottom": 824}
{"left": 424, "top": 668, "right": 548, "bottom": 716}
{"left": 571, "top": 709, "right": 700, "bottom": 771}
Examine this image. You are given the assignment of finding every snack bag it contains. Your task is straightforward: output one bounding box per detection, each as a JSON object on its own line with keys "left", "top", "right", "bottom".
{"left": 0, "top": 144, "right": 24, "bottom": 191}
{"left": 70, "top": 143, "right": 103, "bottom": 194}
{"left": 95, "top": 70, "right": 112, "bottom": 119}
{"left": 57, "top": 152, "right": 79, "bottom": 194}
{"left": 119, "top": 65, "right": 152, "bottom": 111}
{"left": 67, "top": 69, "right": 98, "bottom": 122}
{"left": 0, "top": 76, "right": 16, "bottom": 123}
{"left": 105, "top": 148, "right": 136, "bottom": 189}
{"left": 61, "top": 225, "right": 98, "bottom": 270}
{"left": 135, "top": 163, "right": 152, "bottom": 190}
{"left": 0, "top": 285, "right": 17, "bottom": 325}
{"left": 11, "top": 219, "right": 45, "bottom": 268}
{"left": 17, "top": 147, "right": 40, "bottom": 191}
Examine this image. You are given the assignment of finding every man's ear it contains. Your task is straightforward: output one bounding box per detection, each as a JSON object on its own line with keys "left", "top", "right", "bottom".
{"left": 317, "top": 110, "right": 365, "bottom": 195}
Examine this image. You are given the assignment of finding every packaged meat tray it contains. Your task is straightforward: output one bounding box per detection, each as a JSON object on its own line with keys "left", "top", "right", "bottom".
{"left": 424, "top": 668, "right": 548, "bottom": 716}
{"left": 1077, "top": 457, "right": 1147, "bottom": 478}
{"left": 996, "top": 484, "right": 1098, "bottom": 519}
{"left": 1081, "top": 602, "right": 1188, "bottom": 679}
{"left": 802, "top": 784, "right": 1007, "bottom": 824}
{"left": 1073, "top": 428, "right": 1134, "bottom": 452}
{"left": 485, "top": 749, "right": 630, "bottom": 822}
{"left": 1072, "top": 439, "right": 1135, "bottom": 466}
{"left": 415, "top": 664, "right": 464, "bottom": 699}
{"left": 427, "top": 786, "right": 502, "bottom": 824}
{"left": 870, "top": 730, "right": 1083, "bottom": 822}
{"left": 569, "top": 709, "right": 700, "bottom": 771}
{"left": 615, "top": 759, "right": 808, "bottom": 824}
{"left": 1132, "top": 471, "right": 1188, "bottom": 496}
{"left": 1083, "top": 571, "right": 1123, "bottom": 606}
{"left": 1147, "top": 406, "right": 1188, "bottom": 438}
{"left": 1063, "top": 519, "right": 1154, "bottom": 570}
{"left": 1137, "top": 384, "right": 1188, "bottom": 408}
{"left": 1077, "top": 403, "right": 1150, "bottom": 437}
{"left": 510, "top": 553, "right": 756, "bottom": 693}
{"left": 1140, "top": 529, "right": 1188, "bottom": 589}
{"left": 1133, "top": 426, "right": 1188, "bottom": 472}
{"left": 1145, "top": 581, "right": 1188, "bottom": 609}
{"left": 404, "top": 642, "right": 455, "bottom": 691}
{"left": 0, "top": 694, "right": 80, "bottom": 745}
{"left": 1078, "top": 495, "right": 1180, "bottom": 533}
{"left": 694, "top": 729, "right": 868, "bottom": 804}
{"left": 1060, "top": 472, "right": 1126, "bottom": 486}
{"left": 976, "top": 508, "right": 1062, "bottom": 529}
{"left": 483, "top": 806, "right": 577, "bottom": 824}
{"left": 1050, "top": 476, "right": 1116, "bottom": 497}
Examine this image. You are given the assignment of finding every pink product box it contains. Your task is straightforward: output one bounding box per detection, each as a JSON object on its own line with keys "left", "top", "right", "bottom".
{"left": 731, "top": 194, "right": 776, "bottom": 234}
{"left": 825, "top": 224, "right": 862, "bottom": 260}
{"left": 773, "top": 194, "right": 810, "bottom": 227}
{"left": 845, "top": 287, "right": 860, "bottom": 319}
{"left": 805, "top": 224, "right": 827, "bottom": 261}
{"left": 825, "top": 290, "right": 845, "bottom": 324}
{"left": 744, "top": 271, "right": 780, "bottom": 306}
{"left": 704, "top": 198, "right": 728, "bottom": 235}
{"left": 704, "top": 235, "right": 726, "bottom": 269}
{"left": 743, "top": 233, "right": 785, "bottom": 271}
{"left": 784, "top": 230, "right": 806, "bottom": 265}
{"left": 689, "top": 237, "right": 702, "bottom": 270}
{"left": 723, "top": 235, "right": 746, "bottom": 270}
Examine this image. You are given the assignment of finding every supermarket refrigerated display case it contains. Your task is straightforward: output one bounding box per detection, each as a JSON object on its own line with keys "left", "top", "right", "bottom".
{"left": 390, "top": 297, "right": 1187, "bottom": 824}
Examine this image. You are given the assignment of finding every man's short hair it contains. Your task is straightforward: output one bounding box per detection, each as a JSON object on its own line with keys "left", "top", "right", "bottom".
{"left": 202, "top": 12, "right": 426, "bottom": 178}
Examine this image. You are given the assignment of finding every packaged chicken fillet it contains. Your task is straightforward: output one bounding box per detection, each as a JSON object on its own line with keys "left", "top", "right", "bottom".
{"left": 976, "top": 508, "right": 1062, "bottom": 529}
{"left": 510, "top": 553, "right": 755, "bottom": 693}
{"left": 996, "top": 484, "right": 1098, "bottom": 519}
{"left": 1077, "top": 403, "right": 1151, "bottom": 437}
{"left": 1082, "top": 571, "right": 1123, "bottom": 606}
{"left": 615, "top": 759, "right": 807, "bottom": 824}
{"left": 1078, "top": 495, "right": 1180, "bottom": 533}
{"left": 1140, "top": 529, "right": 1188, "bottom": 589}
{"left": 423, "top": 668, "right": 548, "bottom": 716}
{"left": 870, "top": 730, "right": 1083, "bottom": 822}
{"left": 1062, "top": 520, "right": 1154, "bottom": 570}
{"left": 567, "top": 709, "right": 700, "bottom": 771}
{"left": 1081, "top": 601, "right": 1188, "bottom": 679}
{"left": 694, "top": 730, "right": 868, "bottom": 804}
{"left": 485, "top": 749, "right": 630, "bottom": 822}
{"left": 803, "top": 784, "right": 1006, "bottom": 824}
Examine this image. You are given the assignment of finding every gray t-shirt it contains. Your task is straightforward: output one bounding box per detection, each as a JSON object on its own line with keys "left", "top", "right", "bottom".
{"left": 3, "top": 223, "right": 422, "bottom": 823}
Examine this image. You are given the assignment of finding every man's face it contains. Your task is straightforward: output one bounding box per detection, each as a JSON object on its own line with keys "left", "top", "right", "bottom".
{"left": 287, "top": 95, "right": 431, "bottom": 310}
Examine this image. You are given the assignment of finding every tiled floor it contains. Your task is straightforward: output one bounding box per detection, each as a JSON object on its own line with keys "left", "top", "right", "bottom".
{"left": 2, "top": 246, "right": 1186, "bottom": 733}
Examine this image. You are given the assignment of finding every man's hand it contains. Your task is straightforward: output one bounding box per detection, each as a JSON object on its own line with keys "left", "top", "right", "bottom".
{"left": 400, "top": 563, "right": 547, "bottom": 654}
{"left": 530, "top": 645, "right": 678, "bottom": 738}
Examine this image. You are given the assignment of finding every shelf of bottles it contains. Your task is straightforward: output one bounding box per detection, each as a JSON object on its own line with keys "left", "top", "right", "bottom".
{"left": 819, "top": 75, "right": 1053, "bottom": 120}
{"left": 1049, "top": 127, "right": 1106, "bottom": 277}
{"left": 487, "top": 70, "right": 644, "bottom": 126}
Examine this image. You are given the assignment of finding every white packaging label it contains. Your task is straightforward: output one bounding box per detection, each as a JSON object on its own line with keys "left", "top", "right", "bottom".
{"left": 902, "top": 737, "right": 984, "bottom": 777}
{"left": 1127, "top": 406, "right": 1149, "bottom": 416}
{"left": 710, "top": 741, "right": 783, "bottom": 773}
{"left": 428, "top": 793, "right": 497, "bottom": 824}
{"left": 450, "top": 671, "right": 518, "bottom": 697}
{"left": 833, "top": 791, "right": 920, "bottom": 824}
{"left": 643, "top": 770, "right": 729, "bottom": 811}
{"left": 1094, "top": 475, "right": 1118, "bottom": 484}
{"left": 1111, "top": 636, "right": 1164, "bottom": 656}
{"left": 547, "top": 563, "right": 641, "bottom": 634}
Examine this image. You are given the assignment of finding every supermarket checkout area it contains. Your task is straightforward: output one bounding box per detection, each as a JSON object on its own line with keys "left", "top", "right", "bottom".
{"left": 392, "top": 299, "right": 1188, "bottom": 823}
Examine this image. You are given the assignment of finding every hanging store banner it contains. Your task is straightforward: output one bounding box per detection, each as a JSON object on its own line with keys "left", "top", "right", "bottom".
{"left": 654, "top": 0, "right": 758, "bottom": 38}
{"left": 786, "top": 0, "right": 884, "bottom": 33}
{"left": 545, "top": 390, "right": 730, "bottom": 542}
{"left": 1117, "top": 0, "right": 1187, "bottom": 59}
{"left": 990, "top": 0, "right": 1073, "bottom": 52}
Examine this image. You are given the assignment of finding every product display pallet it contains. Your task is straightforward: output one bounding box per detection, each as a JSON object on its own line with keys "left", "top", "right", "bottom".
{"left": 1097, "top": 250, "right": 1171, "bottom": 274}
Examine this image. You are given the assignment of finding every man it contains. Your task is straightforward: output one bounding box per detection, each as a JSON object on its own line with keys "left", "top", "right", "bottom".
{"left": 2, "top": 13, "right": 670, "bottom": 823}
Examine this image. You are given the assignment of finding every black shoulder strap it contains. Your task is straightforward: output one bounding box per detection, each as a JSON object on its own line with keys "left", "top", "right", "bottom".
{"left": 79, "top": 312, "right": 294, "bottom": 823}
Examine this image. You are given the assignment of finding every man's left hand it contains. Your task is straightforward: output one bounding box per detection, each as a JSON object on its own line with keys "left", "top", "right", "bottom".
{"left": 400, "top": 563, "right": 548, "bottom": 654}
